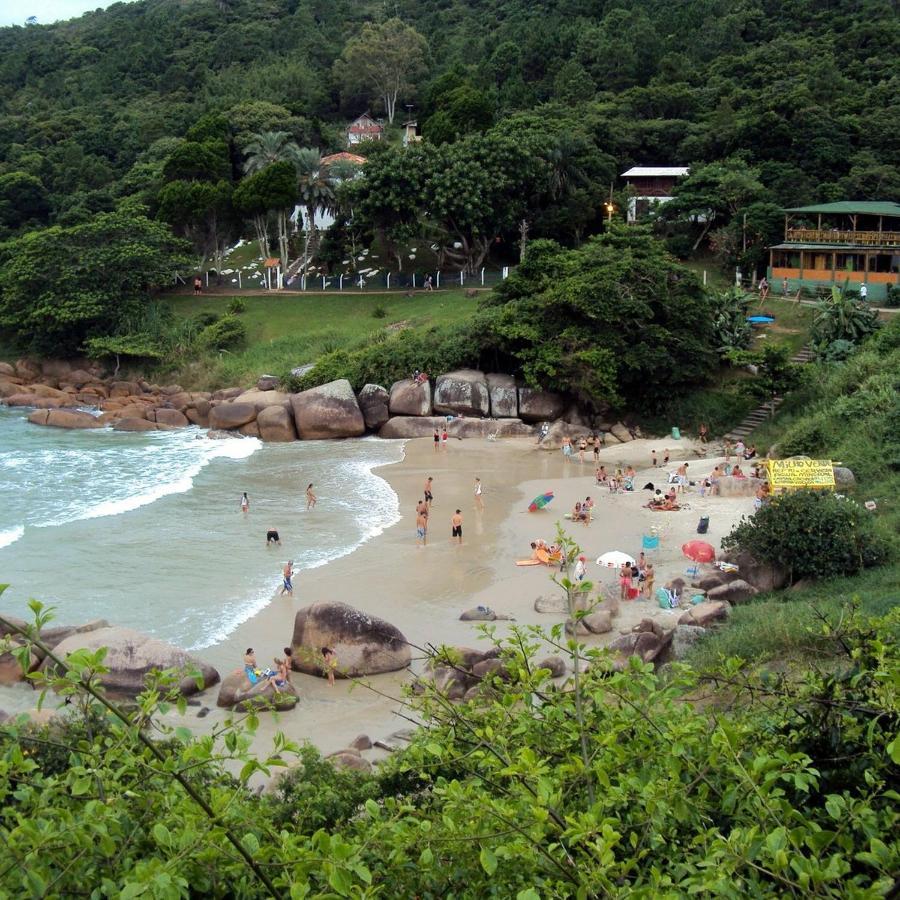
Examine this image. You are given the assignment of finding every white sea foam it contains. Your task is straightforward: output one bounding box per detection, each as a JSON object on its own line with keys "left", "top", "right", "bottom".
{"left": 0, "top": 525, "right": 24, "bottom": 549}
{"left": 46, "top": 435, "right": 261, "bottom": 525}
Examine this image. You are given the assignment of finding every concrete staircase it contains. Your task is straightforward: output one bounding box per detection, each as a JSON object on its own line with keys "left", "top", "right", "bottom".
{"left": 723, "top": 345, "right": 815, "bottom": 443}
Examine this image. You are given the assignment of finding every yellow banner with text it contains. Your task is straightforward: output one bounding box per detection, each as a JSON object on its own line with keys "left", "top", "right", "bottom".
{"left": 766, "top": 459, "right": 835, "bottom": 490}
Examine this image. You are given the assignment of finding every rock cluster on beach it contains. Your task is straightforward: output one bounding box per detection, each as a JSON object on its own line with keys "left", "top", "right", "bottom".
{"left": 2, "top": 357, "right": 641, "bottom": 445}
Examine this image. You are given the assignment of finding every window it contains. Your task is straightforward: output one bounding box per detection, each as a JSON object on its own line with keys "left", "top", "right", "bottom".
{"left": 870, "top": 254, "right": 900, "bottom": 274}
{"left": 836, "top": 253, "right": 866, "bottom": 272}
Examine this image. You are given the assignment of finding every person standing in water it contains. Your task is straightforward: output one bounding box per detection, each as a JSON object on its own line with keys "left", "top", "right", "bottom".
{"left": 451, "top": 509, "right": 463, "bottom": 544}
{"left": 266, "top": 528, "right": 281, "bottom": 546}
{"left": 321, "top": 647, "right": 337, "bottom": 686}
{"left": 424, "top": 476, "right": 434, "bottom": 509}
{"left": 416, "top": 506, "right": 428, "bottom": 546}
{"left": 240, "top": 492, "right": 249, "bottom": 513}
{"left": 281, "top": 560, "right": 294, "bottom": 596}
{"left": 306, "top": 483, "right": 317, "bottom": 510}
{"left": 474, "top": 477, "right": 484, "bottom": 511}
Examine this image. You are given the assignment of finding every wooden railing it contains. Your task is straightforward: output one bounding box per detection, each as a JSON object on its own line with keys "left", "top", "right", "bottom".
{"left": 785, "top": 228, "right": 900, "bottom": 246}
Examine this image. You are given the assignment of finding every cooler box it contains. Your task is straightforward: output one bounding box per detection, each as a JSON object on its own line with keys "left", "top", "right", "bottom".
{"left": 627, "top": 586, "right": 640, "bottom": 599}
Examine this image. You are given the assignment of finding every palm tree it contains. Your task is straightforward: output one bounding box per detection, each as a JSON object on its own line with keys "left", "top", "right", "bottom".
{"left": 242, "top": 131, "right": 302, "bottom": 175}
{"left": 295, "top": 148, "right": 336, "bottom": 272}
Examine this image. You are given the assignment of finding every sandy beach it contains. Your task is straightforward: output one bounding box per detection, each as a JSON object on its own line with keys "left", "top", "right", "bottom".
{"left": 188, "top": 432, "right": 756, "bottom": 759}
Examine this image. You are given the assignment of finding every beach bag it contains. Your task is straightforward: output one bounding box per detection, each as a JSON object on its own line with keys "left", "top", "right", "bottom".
{"left": 697, "top": 515, "right": 710, "bottom": 534}
{"left": 656, "top": 588, "right": 672, "bottom": 609}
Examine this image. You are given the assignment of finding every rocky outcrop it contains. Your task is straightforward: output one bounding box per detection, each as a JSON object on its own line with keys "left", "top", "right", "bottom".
{"left": 209, "top": 402, "right": 258, "bottom": 431}
{"left": 536, "top": 656, "right": 566, "bottom": 677}
{"left": 256, "top": 375, "right": 281, "bottom": 391}
{"left": 608, "top": 620, "right": 674, "bottom": 666}
{"left": 257, "top": 405, "right": 297, "bottom": 442}
{"left": 833, "top": 466, "right": 856, "bottom": 488}
{"left": 46, "top": 626, "right": 219, "bottom": 697}
{"left": 433, "top": 370, "right": 490, "bottom": 417}
{"left": 326, "top": 749, "right": 373, "bottom": 772}
{"left": 721, "top": 550, "right": 789, "bottom": 593}
{"left": 216, "top": 670, "right": 299, "bottom": 710}
{"left": 706, "top": 579, "right": 758, "bottom": 605}
{"left": 291, "top": 379, "right": 365, "bottom": 440}
{"left": 113, "top": 418, "right": 178, "bottom": 432}
{"left": 671, "top": 624, "right": 706, "bottom": 659}
{"left": 454, "top": 419, "right": 533, "bottom": 439}
{"left": 154, "top": 408, "right": 190, "bottom": 428}
{"left": 378, "top": 415, "right": 446, "bottom": 438}
{"left": 233, "top": 389, "right": 293, "bottom": 412}
{"left": 582, "top": 611, "right": 613, "bottom": 634}
{"left": 27, "top": 409, "right": 103, "bottom": 429}
{"left": 678, "top": 601, "right": 729, "bottom": 627}
{"left": 290, "top": 602, "right": 410, "bottom": 677}
{"left": 486, "top": 373, "right": 518, "bottom": 418}
{"left": 518, "top": 388, "right": 566, "bottom": 423}
{"left": 357, "top": 384, "right": 390, "bottom": 430}
{"left": 388, "top": 379, "right": 432, "bottom": 417}
{"left": 717, "top": 476, "right": 765, "bottom": 498}
{"left": 610, "top": 423, "right": 633, "bottom": 443}
{"left": 536, "top": 420, "right": 591, "bottom": 450}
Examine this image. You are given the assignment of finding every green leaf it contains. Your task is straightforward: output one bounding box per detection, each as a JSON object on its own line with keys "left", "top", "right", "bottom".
{"left": 517, "top": 890, "right": 541, "bottom": 900}
{"left": 419, "top": 847, "right": 433, "bottom": 866}
{"left": 152, "top": 823, "right": 171, "bottom": 847}
{"left": 480, "top": 846, "right": 498, "bottom": 876}
{"left": 242, "top": 832, "right": 260, "bottom": 855}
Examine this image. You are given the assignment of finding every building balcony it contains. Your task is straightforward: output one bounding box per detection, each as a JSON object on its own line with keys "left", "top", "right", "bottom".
{"left": 785, "top": 228, "right": 900, "bottom": 247}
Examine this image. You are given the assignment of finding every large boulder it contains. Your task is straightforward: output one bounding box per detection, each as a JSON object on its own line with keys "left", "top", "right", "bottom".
{"left": 216, "top": 669, "right": 299, "bottom": 710}
{"left": 211, "top": 387, "right": 244, "bottom": 402}
{"left": 46, "top": 626, "right": 219, "bottom": 696}
{"left": 717, "top": 476, "right": 765, "bottom": 498}
{"left": 0, "top": 643, "right": 38, "bottom": 684}
{"left": 486, "top": 373, "right": 518, "bottom": 418}
{"left": 671, "top": 624, "right": 706, "bottom": 659}
{"left": 731, "top": 550, "right": 788, "bottom": 593}
{"left": 257, "top": 405, "right": 297, "bottom": 442}
{"left": 453, "top": 418, "right": 533, "bottom": 439}
{"left": 233, "top": 389, "right": 293, "bottom": 412}
{"left": 114, "top": 418, "right": 176, "bottom": 433}
{"left": 357, "top": 384, "right": 390, "bottom": 430}
{"left": 154, "top": 408, "right": 190, "bottom": 428}
{"left": 41, "top": 359, "right": 72, "bottom": 378}
{"left": 833, "top": 466, "right": 856, "bottom": 488}
{"left": 238, "top": 421, "right": 260, "bottom": 438}
{"left": 327, "top": 750, "right": 373, "bottom": 772}
{"left": 433, "top": 370, "right": 490, "bottom": 417}
{"left": 15, "top": 358, "right": 42, "bottom": 379}
{"left": 0, "top": 361, "right": 16, "bottom": 376}
{"left": 291, "top": 379, "right": 365, "bottom": 440}
{"left": 582, "top": 611, "right": 613, "bottom": 634}
{"left": 536, "top": 420, "right": 591, "bottom": 451}
{"left": 290, "top": 602, "right": 410, "bottom": 677}
{"left": 608, "top": 628, "right": 673, "bottom": 664}
{"left": 378, "top": 416, "right": 447, "bottom": 439}
{"left": 10, "top": 395, "right": 69, "bottom": 409}
{"left": 518, "top": 388, "right": 566, "bottom": 423}
{"left": 209, "top": 402, "right": 258, "bottom": 431}
{"left": 706, "top": 579, "right": 758, "bottom": 605}
{"left": 256, "top": 375, "right": 281, "bottom": 391}
{"left": 610, "top": 423, "right": 633, "bottom": 443}
{"left": 389, "top": 379, "right": 432, "bottom": 417}
{"left": 678, "top": 601, "right": 729, "bottom": 627}
{"left": 27, "top": 409, "right": 103, "bottom": 429}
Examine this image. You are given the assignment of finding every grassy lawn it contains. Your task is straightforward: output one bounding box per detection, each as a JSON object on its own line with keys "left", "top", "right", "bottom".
{"left": 749, "top": 296, "right": 816, "bottom": 356}
{"left": 161, "top": 289, "right": 483, "bottom": 389}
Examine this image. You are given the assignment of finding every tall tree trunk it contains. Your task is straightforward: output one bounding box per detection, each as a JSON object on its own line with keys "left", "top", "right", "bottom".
{"left": 277, "top": 209, "right": 289, "bottom": 275}
{"left": 252, "top": 213, "right": 270, "bottom": 261}
{"left": 518, "top": 218, "right": 530, "bottom": 261}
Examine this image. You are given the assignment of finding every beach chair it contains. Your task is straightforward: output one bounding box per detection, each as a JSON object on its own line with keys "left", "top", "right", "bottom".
{"left": 656, "top": 587, "right": 678, "bottom": 609}
{"left": 685, "top": 564, "right": 700, "bottom": 578}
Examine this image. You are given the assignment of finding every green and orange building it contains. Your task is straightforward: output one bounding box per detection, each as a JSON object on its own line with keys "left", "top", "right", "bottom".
{"left": 767, "top": 201, "right": 900, "bottom": 301}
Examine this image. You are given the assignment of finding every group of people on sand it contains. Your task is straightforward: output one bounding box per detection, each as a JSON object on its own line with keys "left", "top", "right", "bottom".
{"left": 571, "top": 496, "right": 594, "bottom": 524}
{"left": 416, "top": 475, "right": 484, "bottom": 547}
{"left": 433, "top": 427, "right": 451, "bottom": 451}
{"left": 595, "top": 465, "right": 636, "bottom": 492}
{"left": 618, "top": 552, "right": 655, "bottom": 600}
{"left": 243, "top": 645, "right": 337, "bottom": 691}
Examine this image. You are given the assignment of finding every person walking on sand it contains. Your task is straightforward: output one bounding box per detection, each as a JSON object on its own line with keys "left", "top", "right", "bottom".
{"left": 643, "top": 562, "right": 655, "bottom": 598}
{"left": 240, "top": 492, "right": 249, "bottom": 513}
{"left": 578, "top": 437, "right": 587, "bottom": 463}
{"left": 451, "top": 509, "right": 463, "bottom": 544}
{"left": 424, "top": 477, "right": 434, "bottom": 509}
{"left": 619, "top": 563, "right": 632, "bottom": 600}
{"left": 441, "top": 427, "right": 448, "bottom": 450}
{"left": 651, "top": 449, "right": 658, "bottom": 467}
{"left": 663, "top": 449, "right": 670, "bottom": 466}
{"left": 676, "top": 462, "right": 688, "bottom": 493}
{"left": 473, "top": 477, "right": 484, "bottom": 511}
{"left": 562, "top": 436, "right": 572, "bottom": 461}
{"left": 321, "top": 647, "right": 337, "bottom": 686}
{"left": 416, "top": 507, "right": 428, "bottom": 546}
{"left": 592, "top": 436, "right": 601, "bottom": 464}
{"left": 306, "top": 483, "right": 317, "bottom": 510}
{"left": 574, "top": 555, "right": 587, "bottom": 582}
{"left": 280, "top": 560, "right": 294, "bottom": 596}
{"left": 433, "top": 428, "right": 440, "bottom": 452}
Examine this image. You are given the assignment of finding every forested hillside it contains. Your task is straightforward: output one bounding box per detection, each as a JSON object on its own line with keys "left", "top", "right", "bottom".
{"left": 1, "top": 0, "right": 897, "bottom": 232}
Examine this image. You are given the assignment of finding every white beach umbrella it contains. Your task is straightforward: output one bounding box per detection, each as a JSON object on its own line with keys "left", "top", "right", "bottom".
{"left": 596, "top": 551, "right": 635, "bottom": 568}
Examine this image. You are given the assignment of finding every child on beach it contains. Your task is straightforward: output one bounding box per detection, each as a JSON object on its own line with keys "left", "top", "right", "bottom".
{"left": 424, "top": 477, "right": 434, "bottom": 508}
{"left": 306, "top": 484, "right": 317, "bottom": 510}
{"left": 663, "top": 449, "right": 670, "bottom": 466}
{"left": 321, "top": 647, "right": 337, "bottom": 686}
{"left": 433, "top": 428, "right": 440, "bottom": 452}
{"left": 574, "top": 555, "right": 587, "bottom": 581}
{"left": 442, "top": 427, "right": 449, "bottom": 450}
{"left": 474, "top": 477, "right": 484, "bottom": 511}
{"left": 240, "top": 492, "right": 249, "bottom": 512}
{"left": 651, "top": 449, "right": 658, "bottom": 467}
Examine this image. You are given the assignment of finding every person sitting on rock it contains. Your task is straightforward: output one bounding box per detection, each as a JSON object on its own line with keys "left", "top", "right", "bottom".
{"left": 732, "top": 464, "right": 745, "bottom": 478}
{"left": 243, "top": 648, "right": 280, "bottom": 691}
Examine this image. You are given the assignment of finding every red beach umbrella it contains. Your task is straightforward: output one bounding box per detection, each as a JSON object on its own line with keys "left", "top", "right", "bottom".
{"left": 682, "top": 540, "right": 716, "bottom": 563}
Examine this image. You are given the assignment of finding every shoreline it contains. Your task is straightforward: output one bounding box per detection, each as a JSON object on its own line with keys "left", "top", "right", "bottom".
{"left": 2, "top": 426, "right": 755, "bottom": 759}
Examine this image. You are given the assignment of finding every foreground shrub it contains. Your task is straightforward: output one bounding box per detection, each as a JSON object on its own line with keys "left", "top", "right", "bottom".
{"left": 198, "top": 314, "right": 247, "bottom": 351}
{"left": 723, "top": 489, "right": 888, "bottom": 582}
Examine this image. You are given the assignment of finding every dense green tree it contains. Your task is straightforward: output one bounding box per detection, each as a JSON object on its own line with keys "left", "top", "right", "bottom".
{"left": 334, "top": 18, "right": 428, "bottom": 124}
{"left": 484, "top": 228, "right": 718, "bottom": 408}
{"left": 233, "top": 161, "right": 297, "bottom": 263}
{"left": 0, "top": 211, "right": 189, "bottom": 355}
{"left": 241, "top": 130, "right": 302, "bottom": 175}
{"left": 296, "top": 148, "right": 336, "bottom": 272}
{"left": 423, "top": 83, "right": 495, "bottom": 145}
{"left": 0, "top": 171, "right": 49, "bottom": 233}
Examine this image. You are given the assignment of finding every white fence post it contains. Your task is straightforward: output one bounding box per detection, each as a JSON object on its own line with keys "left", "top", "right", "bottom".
{"left": 238, "top": 272, "right": 242, "bottom": 289}
{"left": 322, "top": 276, "right": 326, "bottom": 290}
{"left": 386, "top": 272, "right": 391, "bottom": 290}
{"left": 460, "top": 271, "right": 464, "bottom": 286}
{"left": 412, "top": 273, "right": 417, "bottom": 288}
{"left": 481, "top": 267, "right": 485, "bottom": 286}
{"left": 205, "top": 271, "right": 209, "bottom": 287}
{"left": 502, "top": 266, "right": 509, "bottom": 279}
{"left": 436, "top": 271, "right": 441, "bottom": 288}
{"left": 339, "top": 274, "right": 343, "bottom": 291}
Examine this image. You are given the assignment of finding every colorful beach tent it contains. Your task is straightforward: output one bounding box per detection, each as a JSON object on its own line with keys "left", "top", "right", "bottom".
{"left": 528, "top": 491, "right": 554, "bottom": 512}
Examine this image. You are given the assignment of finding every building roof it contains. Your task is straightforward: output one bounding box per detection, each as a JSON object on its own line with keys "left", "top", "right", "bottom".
{"left": 621, "top": 166, "right": 689, "bottom": 178}
{"left": 348, "top": 113, "right": 383, "bottom": 134}
{"left": 784, "top": 201, "right": 900, "bottom": 217}
{"left": 321, "top": 152, "right": 367, "bottom": 167}
{"left": 770, "top": 242, "right": 896, "bottom": 251}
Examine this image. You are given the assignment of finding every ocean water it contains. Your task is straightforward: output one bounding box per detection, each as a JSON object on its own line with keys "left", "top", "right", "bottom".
{"left": 0, "top": 407, "right": 403, "bottom": 648}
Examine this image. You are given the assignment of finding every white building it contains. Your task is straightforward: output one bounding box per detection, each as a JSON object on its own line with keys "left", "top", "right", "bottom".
{"left": 621, "top": 166, "right": 689, "bottom": 222}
